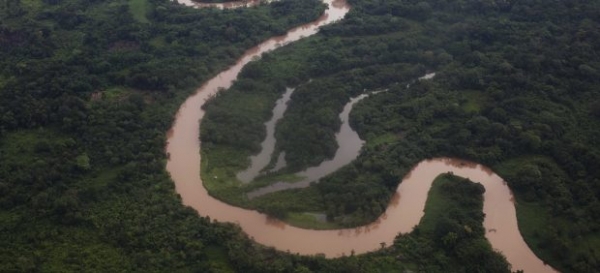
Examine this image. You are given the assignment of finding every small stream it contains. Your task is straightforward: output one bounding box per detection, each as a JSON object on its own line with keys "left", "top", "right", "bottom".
{"left": 247, "top": 92, "right": 369, "bottom": 198}
{"left": 246, "top": 74, "right": 436, "bottom": 198}
{"left": 237, "top": 88, "right": 294, "bottom": 183}
{"left": 166, "top": 1, "right": 556, "bottom": 272}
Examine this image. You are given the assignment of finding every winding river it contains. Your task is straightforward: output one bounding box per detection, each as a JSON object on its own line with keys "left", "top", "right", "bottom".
{"left": 166, "top": 0, "right": 556, "bottom": 272}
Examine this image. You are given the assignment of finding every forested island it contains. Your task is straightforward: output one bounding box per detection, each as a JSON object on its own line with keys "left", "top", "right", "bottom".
{"left": 1, "top": 0, "right": 599, "bottom": 272}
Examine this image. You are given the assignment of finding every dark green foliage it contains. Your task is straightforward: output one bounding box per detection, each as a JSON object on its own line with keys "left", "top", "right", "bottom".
{"left": 0, "top": 0, "right": 327, "bottom": 271}
{"left": 3, "top": 0, "right": 600, "bottom": 272}
{"left": 393, "top": 175, "right": 509, "bottom": 273}
{"left": 210, "top": 175, "right": 511, "bottom": 273}
{"left": 201, "top": 0, "right": 600, "bottom": 271}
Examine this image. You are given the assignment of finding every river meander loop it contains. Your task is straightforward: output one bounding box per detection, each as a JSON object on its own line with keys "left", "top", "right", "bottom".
{"left": 166, "top": 1, "right": 556, "bottom": 272}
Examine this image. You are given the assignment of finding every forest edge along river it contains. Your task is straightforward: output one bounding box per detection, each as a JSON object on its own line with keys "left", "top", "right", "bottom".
{"left": 247, "top": 75, "right": 436, "bottom": 199}
{"left": 246, "top": 91, "right": 369, "bottom": 199}
{"left": 166, "top": 0, "right": 557, "bottom": 272}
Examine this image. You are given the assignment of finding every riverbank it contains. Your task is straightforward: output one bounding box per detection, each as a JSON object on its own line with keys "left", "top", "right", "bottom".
{"left": 192, "top": 0, "right": 600, "bottom": 271}
{"left": 0, "top": 0, "right": 332, "bottom": 271}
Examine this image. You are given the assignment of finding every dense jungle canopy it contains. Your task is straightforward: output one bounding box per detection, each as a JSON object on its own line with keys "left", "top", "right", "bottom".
{"left": 1, "top": 0, "right": 599, "bottom": 272}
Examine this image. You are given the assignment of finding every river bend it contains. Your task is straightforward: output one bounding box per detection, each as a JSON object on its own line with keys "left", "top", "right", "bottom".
{"left": 166, "top": 1, "right": 556, "bottom": 272}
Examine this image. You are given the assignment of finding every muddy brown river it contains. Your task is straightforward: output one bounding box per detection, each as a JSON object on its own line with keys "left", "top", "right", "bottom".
{"left": 166, "top": 0, "right": 556, "bottom": 272}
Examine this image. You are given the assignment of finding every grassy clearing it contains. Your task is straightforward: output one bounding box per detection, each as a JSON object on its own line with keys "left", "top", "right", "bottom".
{"left": 102, "top": 86, "right": 130, "bottom": 100}
{"left": 202, "top": 147, "right": 248, "bottom": 188}
{"left": 514, "top": 195, "right": 600, "bottom": 272}
{"left": 250, "top": 187, "right": 324, "bottom": 211}
{"left": 200, "top": 147, "right": 251, "bottom": 206}
{"left": 494, "top": 156, "right": 557, "bottom": 260}
{"left": 245, "top": 172, "right": 305, "bottom": 190}
{"left": 129, "top": 0, "right": 149, "bottom": 23}
{"left": 365, "top": 133, "right": 399, "bottom": 148}
{"left": 495, "top": 156, "right": 600, "bottom": 271}
{"left": 459, "top": 90, "right": 487, "bottom": 113}
{"left": 513, "top": 200, "right": 556, "bottom": 264}
{"left": 204, "top": 246, "right": 235, "bottom": 273}
{"left": 149, "top": 36, "right": 167, "bottom": 48}
{"left": 20, "top": 0, "right": 43, "bottom": 11}
{"left": 0, "top": 129, "right": 64, "bottom": 165}
{"left": 249, "top": 187, "right": 326, "bottom": 222}
{"left": 219, "top": 90, "right": 277, "bottom": 114}
{"left": 285, "top": 212, "right": 341, "bottom": 229}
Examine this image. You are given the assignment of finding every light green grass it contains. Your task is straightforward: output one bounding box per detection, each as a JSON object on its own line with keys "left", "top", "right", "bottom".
{"left": 495, "top": 156, "right": 600, "bottom": 271}
{"left": 246, "top": 172, "right": 305, "bottom": 190}
{"left": 129, "top": 0, "right": 149, "bottom": 23}
{"left": 460, "top": 90, "right": 487, "bottom": 113}
{"left": 285, "top": 212, "right": 341, "bottom": 229}
{"left": 249, "top": 187, "right": 326, "bottom": 224}
{"left": 149, "top": 36, "right": 167, "bottom": 48}
{"left": 20, "top": 0, "right": 43, "bottom": 11}
{"left": 514, "top": 193, "right": 600, "bottom": 272}
{"left": 103, "top": 86, "right": 130, "bottom": 100}
{"left": 200, "top": 147, "right": 251, "bottom": 206}
{"left": 0, "top": 129, "right": 64, "bottom": 165}
{"left": 513, "top": 200, "right": 556, "bottom": 264}
{"left": 366, "top": 132, "right": 399, "bottom": 148}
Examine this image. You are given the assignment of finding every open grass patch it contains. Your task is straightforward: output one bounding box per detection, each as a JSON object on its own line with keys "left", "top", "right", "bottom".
{"left": 102, "top": 86, "right": 130, "bottom": 100}
{"left": 494, "top": 156, "right": 600, "bottom": 271}
{"left": 249, "top": 187, "right": 326, "bottom": 223}
{"left": 365, "top": 132, "right": 400, "bottom": 148}
{"left": 128, "top": 0, "right": 149, "bottom": 23}
{"left": 513, "top": 200, "right": 556, "bottom": 265}
{"left": 285, "top": 212, "right": 341, "bottom": 229}
{"left": 459, "top": 90, "right": 487, "bottom": 113}
{"left": 20, "top": 0, "right": 43, "bottom": 11}
{"left": 201, "top": 146, "right": 249, "bottom": 185}
{"left": 245, "top": 172, "right": 305, "bottom": 190}
{"left": 200, "top": 146, "right": 251, "bottom": 205}
{"left": 149, "top": 35, "right": 167, "bottom": 48}
{"left": 0, "top": 129, "right": 66, "bottom": 165}
{"left": 514, "top": 197, "right": 600, "bottom": 272}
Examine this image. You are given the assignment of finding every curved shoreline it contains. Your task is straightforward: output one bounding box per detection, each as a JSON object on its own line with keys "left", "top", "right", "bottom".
{"left": 165, "top": 1, "right": 556, "bottom": 272}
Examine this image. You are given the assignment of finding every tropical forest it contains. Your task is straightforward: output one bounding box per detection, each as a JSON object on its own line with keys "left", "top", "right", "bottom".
{"left": 1, "top": 0, "right": 599, "bottom": 272}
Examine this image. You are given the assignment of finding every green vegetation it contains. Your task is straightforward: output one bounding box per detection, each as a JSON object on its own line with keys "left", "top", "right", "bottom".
{"left": 392, "top": 174, "right": 510, "bottom": 272}
{"left": 285, "top": 212, "right": 340, "bottom": 230}
{"left": 0, "top": 0, "right": 334, "bottom": 271}
{"left": 129, "top": 0, "right": 149, "bottom": 23}
{"left": 199, "top": 173, "right": 513, "bottom": 273}
{"left": 2, "top": 0, "right": 600, "bottom": 271}
{"left": 201, "top": 0, "right": 600, "bottom": 271}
